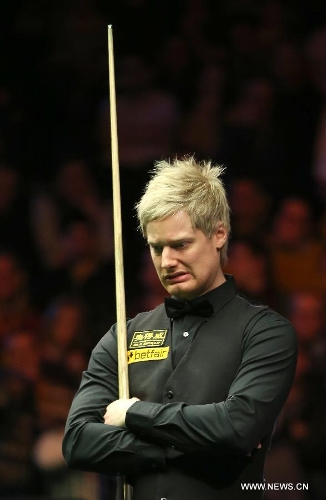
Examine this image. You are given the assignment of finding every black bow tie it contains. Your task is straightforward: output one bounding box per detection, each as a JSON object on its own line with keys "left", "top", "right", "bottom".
{"left": 165, "top": 297, "right": 214, "bottom": 319}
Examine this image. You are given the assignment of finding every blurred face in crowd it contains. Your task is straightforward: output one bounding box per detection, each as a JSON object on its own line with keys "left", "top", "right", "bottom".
{"left": 146, "top": 210, "right": 227, "bottom": 300}
{"left": 229, "top": 178, "right": 270, "bottom": 220}
{"left": 2, "top": 330, "right": 40, "bottom": 382}
{"left": 51, "top": 303, "right": 84, "bottom": 348}
{"left": 226, "top": 241, "right": 268, "bottom": 295}
{"left": 0, "top": 254, "right": 24, "bottom": 302}
{"left": 36, "top": 379, "right": 75, "bottom": 427}
{"left": 273, "top": 198, "right": 312, "bottom": 246}
{"left": 288, "top": 292, "right": 325, "bottom": 343}
{"left": 64, "top": 221, "right": 97, "bottom": 261}
{"left": 56, "top": 160, "right": 94, "bottom": 203}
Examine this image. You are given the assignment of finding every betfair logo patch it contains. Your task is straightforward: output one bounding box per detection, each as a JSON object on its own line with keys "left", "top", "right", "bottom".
{"left": 129, "top": 329, "right": 167, "bottom": 349}
{"left": 127, "top": 347, "right": 169, "bottom": 364}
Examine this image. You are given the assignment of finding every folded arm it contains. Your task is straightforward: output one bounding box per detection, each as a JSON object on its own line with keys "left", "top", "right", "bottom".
{"left": 125, "top": 314, "right": 297, "bottom": 455}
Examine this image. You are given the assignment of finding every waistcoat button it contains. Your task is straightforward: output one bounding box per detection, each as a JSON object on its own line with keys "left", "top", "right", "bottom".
{"left": 167, "top": 390, "right": 174, "bottom": 399}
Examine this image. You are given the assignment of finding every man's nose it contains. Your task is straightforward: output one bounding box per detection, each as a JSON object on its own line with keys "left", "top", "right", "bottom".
{"left": 161, "top": 246, "right": 177, "bottom": 268}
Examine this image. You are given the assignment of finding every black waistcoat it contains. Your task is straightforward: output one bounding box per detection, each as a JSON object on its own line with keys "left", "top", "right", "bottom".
{"left": 125, "top": 299, "right": 270, "bottom": 500}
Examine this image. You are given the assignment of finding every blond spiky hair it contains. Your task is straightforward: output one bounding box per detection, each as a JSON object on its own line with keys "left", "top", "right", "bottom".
{"left": 135, "top": 156, "right": 230, "bottom": 265}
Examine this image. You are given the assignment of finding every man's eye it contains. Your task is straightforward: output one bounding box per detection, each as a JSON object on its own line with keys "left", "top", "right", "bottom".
{"left": 174, "top": 242, "right": 187, "bottom": 249}
{"left": 152, "top": 246, "right": 162, "bottom": 255}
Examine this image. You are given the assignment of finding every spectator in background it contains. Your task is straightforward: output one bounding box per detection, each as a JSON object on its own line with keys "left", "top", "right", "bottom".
{"left": 218, "top": 75, "right": 278, "bottom": 186}
{"left": 305, "top": 25, "right": 326, "bottom": 200}
{"left": 39, "top": 294, "right": 90, "bottom": 384}
{"left": 33, "top": 376, "right": 103, "bottom": 500}
{"left": 274, "top": 291, "right": 326, "bottom": 500}
{"left": 287, "top": 292, "right": 326, "bottom": 380}
{"left": 1, "top": 328, "right": 40, "bottom": 390}
{"left": 268, "top": 196, "right": 323, "bottom": 298}
{"left": 271, "top": 38, "right": 319, "bottom": 198}
{"left": 31, "top": 158, "right": 114, "bottom": 270}
{"left": 227, "top": 177, "right": 272, "bottom": 244}
{"left": 0, "top": 164, "right": 37, "bottom": 272}
{"left": 0, "top": 329, "right": 41, "bottom": 496}
{"left": 263, "top": 290, "right": 326, "bottom": 500}
{"left": 224, "top": 238, "right": 276, "bottom": 308}
{"left": 0, "top": 251, "right": 40, "bottom": 341}
{"left": 32, "top": 293, "right": 104, "bottom": 500}
{"left": 97, "top": 53, "right": 180, "bottom": 173}
{"left": 226, "top": 12, "right": 265, "bottom": 81}
{"left": 178, "top": 62, "right": 225, "bottom": 158}
{"left": 32, "top": 288, "right": 108, "bottom": 500}
{"left": 263, "top": 355, "right": 308, "bottom": 500}
{"left": 158, "top": 35, "right": 197, "bottom": 110}
{"left": 31, "top": 218, "right": 116, "bottom": 344}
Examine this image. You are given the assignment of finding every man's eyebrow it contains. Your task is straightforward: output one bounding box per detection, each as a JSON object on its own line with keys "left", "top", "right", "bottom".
{"left": 147, "top": 240, "right": 162, "bottom": 247}
{"left": 148, "top": 237, "right": 193, "bottom": 246}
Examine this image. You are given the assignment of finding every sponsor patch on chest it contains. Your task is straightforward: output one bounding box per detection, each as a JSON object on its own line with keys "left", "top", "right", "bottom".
{"left": 129, "top": 329, "right": 168, "bottom": 348}
{"left": 127, "top": 346, "right": 170, "bottom": 364}
{"left": 127, "top": 330, "right": 169, "bottom": 364}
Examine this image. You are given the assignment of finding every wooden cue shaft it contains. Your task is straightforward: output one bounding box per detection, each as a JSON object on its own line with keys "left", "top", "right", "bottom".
{"left": 108, "top": 25, "right": 129, "bottom": 400}
{"left": 108, "top": 25, "right": 133, "bottom": 500}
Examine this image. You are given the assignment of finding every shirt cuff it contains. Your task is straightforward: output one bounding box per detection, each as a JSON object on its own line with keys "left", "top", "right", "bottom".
{"left": 126, "top": 401, "right": 162, "bottom": 434}
{"left": 127, "top": 402, "right": 167, "bottom": 472}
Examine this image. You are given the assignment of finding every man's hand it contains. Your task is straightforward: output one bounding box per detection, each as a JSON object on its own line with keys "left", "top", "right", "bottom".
{"left": 104, "top": 397, "right": 140, "bottom": 428}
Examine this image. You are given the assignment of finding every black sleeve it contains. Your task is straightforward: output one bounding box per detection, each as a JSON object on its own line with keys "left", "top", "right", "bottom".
{"left": 125, "top": 313, "right": 298, "bottom": 455}
{"left": 62, "top": 324, "right": 166, "bottom": 476}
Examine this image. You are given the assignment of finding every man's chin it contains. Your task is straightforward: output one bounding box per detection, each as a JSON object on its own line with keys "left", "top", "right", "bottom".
{"left": 166, "top": 283, "right": 197, "bottom": 300}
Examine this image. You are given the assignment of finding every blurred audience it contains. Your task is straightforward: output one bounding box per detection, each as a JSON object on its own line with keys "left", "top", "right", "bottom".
{"left": 31, "top": 218, "right": 116, "bottom": 344}
{"left": 227, "top": 177, "right": 273, "bottom": 244}
{"left": 178, "top": 62, "right": 225, "bottom": 158}
{"left": 269, "top": 196, "right": 323, "bottom": 297}
{"left": 287, "top": 291, "right": 326, "bottom": 379}
{"left": 0, "top": 329, "right": 41, "bottom": 496}
{"left": 39, "top": 294, "right": 90, "bottom": 384}
{"left": 224, "top": 238, "right": 276, "bottom": 308}
{"left": 0, "top": 164, "right": 38, "bottom": 271}
{"left": 31, "top": 158, "right": 114, "bottom": 270}
{"left": 218, "top": 75, "right": 279, "bottom": 186}
{"left": 0, "top": 251, "right": 40, "bottom": 341}
{"left": 305, "top": 26, "right": 326, "bottom": 200}
{"left": 33, "top": 375, "right": 92, "bottom": 497}
{"left": 33, "top": 376, "right": 102, "bottom": 500}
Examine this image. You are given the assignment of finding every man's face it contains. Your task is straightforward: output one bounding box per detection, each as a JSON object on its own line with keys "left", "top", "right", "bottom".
{"left": 146, "top": 211, "right": 227, "bottom": 300}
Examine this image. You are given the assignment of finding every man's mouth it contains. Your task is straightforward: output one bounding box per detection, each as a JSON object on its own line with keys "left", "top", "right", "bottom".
{"left": 164, "top": 272, "right": 189, "bottom": 283}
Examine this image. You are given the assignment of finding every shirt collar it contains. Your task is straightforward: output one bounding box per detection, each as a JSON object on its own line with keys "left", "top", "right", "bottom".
{"left": 171, "top": 274, "right": 237, "bottom": 315}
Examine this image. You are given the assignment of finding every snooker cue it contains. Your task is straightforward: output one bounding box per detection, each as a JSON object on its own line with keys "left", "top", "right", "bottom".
{"left": 108, "top": 25, "right": 133, "bottom": 500}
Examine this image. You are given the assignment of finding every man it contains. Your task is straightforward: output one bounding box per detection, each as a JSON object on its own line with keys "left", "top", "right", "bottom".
{"left": 62, "top": 157, "right": 297, "bottom": 499}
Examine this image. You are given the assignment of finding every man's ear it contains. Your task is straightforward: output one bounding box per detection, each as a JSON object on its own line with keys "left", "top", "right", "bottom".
{"left": 213, "top": 224, "right": 228, "bottom": 250}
